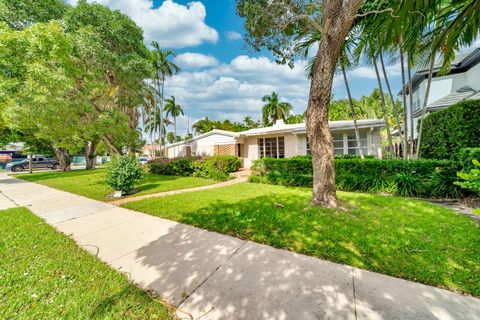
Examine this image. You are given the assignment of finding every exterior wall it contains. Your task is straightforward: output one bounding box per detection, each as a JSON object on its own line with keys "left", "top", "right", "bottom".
{"left": 241, "top": 129, "right": 383, "bottom": 168}
{"left": 466, "top": 63, "right": 480, "bottom": 90}
{"left": 406, "top": 62, "right": 480, "bottom": 137}
{"left": 166, "top": 133, "right": 237, "bottom": 159}
{"left": 214, "top": 144, "right": 237, "bottom": 156}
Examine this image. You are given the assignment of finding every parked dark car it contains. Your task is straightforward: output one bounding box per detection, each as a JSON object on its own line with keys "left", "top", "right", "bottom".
{"left": 5, "top": 156, "right": 60, "bottom": 172}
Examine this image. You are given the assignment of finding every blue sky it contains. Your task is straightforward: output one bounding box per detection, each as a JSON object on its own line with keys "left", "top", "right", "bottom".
{"left": 67, "top": 0, "right": 404, "bottom": 135}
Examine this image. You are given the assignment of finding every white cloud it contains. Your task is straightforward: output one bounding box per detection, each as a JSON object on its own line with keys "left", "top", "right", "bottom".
{"left": 163, "top": 55, "right": 316, "bottom": 134}
{"left": 226, "top": 31, "right": 242, "bottom": 41}
{"left": 66, "top": 0, "right": 218, "bottom": 48}
{"left": 349, "top": 62, "right": 402, "bottom": 80}
{"left": 174, "top": 52, "right": 219, "bottom": 69}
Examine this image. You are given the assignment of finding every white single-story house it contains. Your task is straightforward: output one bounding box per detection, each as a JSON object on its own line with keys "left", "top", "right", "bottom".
{"left": 166, "top": 119, "right": 385, "bottom": 168}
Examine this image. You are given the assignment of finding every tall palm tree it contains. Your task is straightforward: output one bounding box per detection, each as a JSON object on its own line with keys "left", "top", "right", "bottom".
{"left": 151, "top": 41, "right": 180, "bottom": 157}
{"left": 192, "top": 117, "right": 214, "bottom": 134}
{"left": 261, "top": 92, "right": 292, "bottom": 125}
{"left": 164, "top": 96, "right": 184, "bottom": 157}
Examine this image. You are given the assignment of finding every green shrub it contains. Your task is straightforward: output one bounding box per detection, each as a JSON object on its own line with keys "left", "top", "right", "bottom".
{"left": 419, "top": 100, "right": 480, "bottom": 159}
{"left": 457, "top": 148, "right": 480, "bottom": 170}
{"left": 455, "top": 159, "right": 480, "bottom": 194}
{"left": 147, "top": 157, "right": 197, "bottom": 176}
{"left": 106, "top": 155, "right": 143, "bottom": 195}
{"left": 251, "top": 157, "right": 462, "bottom": 198}
{"left": 193, "top": 156, "right": 241, "bottom": 181}
{"left": 394, "top": 172, "right": 422, "bottom": 197}
{"left": 428, "top": 167, "right": 465, "bottom": 199}
{"left": 148, "top": 155, "right": 240, "bottom": 181}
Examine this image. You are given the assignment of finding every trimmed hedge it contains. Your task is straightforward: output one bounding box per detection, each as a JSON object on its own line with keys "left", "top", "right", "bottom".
{"left": 147, "top": 155, "right": 240, "bottom": 181}
{"left": 250, "top": 157, "right": 465, "bottom": 198}
{"left": 147, "top": 157, "right": 198, "bottom": 176}
{"left": 419, "top": 100, "right": 480, "bottom": 160}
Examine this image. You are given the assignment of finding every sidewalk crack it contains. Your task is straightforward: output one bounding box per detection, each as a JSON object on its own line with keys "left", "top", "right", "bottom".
{"left": 0, "top": 191, "right": 20, "bottom": 207}
{"left": 177, "top": 240, "right": 248, "bottom": 307}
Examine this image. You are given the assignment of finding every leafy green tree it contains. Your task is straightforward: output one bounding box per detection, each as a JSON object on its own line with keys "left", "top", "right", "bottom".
{"left": 0, "top": 21, "right": 82, "bottom": 170}
{"left": 261, "top": 92, "right": 292, "bottom": 125}
{"left": 0, "top": 0, "right": 67, "bottom": 30}
{"left": 243, "top": 116, "right": 260, "bottom": 129}
{"left": 285, "top": 114, "right": 304, "bottom": 124}
{"left": 63, "top": 0, "right": 152, "bottom": 165}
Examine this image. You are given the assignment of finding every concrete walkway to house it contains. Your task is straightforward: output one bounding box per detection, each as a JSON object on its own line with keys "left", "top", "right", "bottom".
{"left": 1, "top": 172, "right": 479, "bottom": 320}
{"left": 110, "top": 176, "right": 248, "bottom": 206}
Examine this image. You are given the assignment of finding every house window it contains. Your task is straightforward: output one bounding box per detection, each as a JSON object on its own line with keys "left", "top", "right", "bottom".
{"left": 258, "top": 137, "right": 285, "bottom": 158}
{"left": 333, "top": 134, "right": 344, "bottom": 155}
{"left": 306, "top": 133, "right": 370, "bottom": 155}
{"left": 347, "top": 133, "right": 368, "bottom": 155}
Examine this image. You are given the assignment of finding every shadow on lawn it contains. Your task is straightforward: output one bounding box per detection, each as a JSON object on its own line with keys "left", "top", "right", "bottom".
{"left": 148, "top": 192, "right": 480, "bottom": 297}
{"left": 127, "top": 219, "right": 480, "bottom": 319}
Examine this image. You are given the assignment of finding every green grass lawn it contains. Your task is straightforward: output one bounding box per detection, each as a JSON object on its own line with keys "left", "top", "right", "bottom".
{"left": 0, "top": 207, "right": 174, "bottom": 319}
{"left": 16, "top": 169, "right": 217, "bottom": 201}
{"left": 123, "top": 183, "right": 480, "bottom": 297}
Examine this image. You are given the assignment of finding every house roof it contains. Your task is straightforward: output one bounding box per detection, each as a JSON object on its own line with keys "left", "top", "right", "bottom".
{"left": 167, "top": 119, "right": 385, "bottom": 149}
{"left": 166, "top": 129, "right": 240, "bottom": 148}
{"left": 399, "top": 48, "right": 480, "bottom": 95}
{"left": 413, "top": 87, "right": 480, "bottom": 117}
{"left": 239, "top": 119, "right": 385, "bottom": 136}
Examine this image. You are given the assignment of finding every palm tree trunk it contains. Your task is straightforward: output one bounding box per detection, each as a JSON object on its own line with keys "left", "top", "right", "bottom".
{"left": 380, "top": 52, "right": 405, "bottom": 158}
{"left": 150, "top": 131, "right": 155, "bottom": 159}
{"left": 407, "top": 53, "right": 415, "bottom": 158}
{"left": 415, "top": 55, "right": 435, "bottom": 159}
{"left": 399, "top": 47, "right": 409, "bottom": 159}
{"left": 154, "top": 73, "right": 163, "bottom": 158}
{"left": 173, "top": 115, "right": 177, "bottom": 158}
{"left": 341, "top": 64, "right": 364, "bottom": 159}
{"left": 160, "top": 76, "right": 166, "bottom": 157}
{"left": 372, "top": 58, "right": 394, "bottom": 154}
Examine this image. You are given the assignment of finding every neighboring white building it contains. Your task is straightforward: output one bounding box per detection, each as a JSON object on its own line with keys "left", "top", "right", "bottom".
{"left": 165, "top": 119, "right": 385, "bottom": 168}
{"left": 402, "top": 48, "right": 480, "bottom": 137}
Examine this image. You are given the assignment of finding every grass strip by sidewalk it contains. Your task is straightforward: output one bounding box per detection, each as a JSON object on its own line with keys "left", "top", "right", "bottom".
{"left": 16, "top": 169, "right": 216, "bottom": 201}
{"left": 0, "top": 207, "right": 174, "bottom": 319}
{"left": 123, "top": 182, "right": 480, "bottom": 297}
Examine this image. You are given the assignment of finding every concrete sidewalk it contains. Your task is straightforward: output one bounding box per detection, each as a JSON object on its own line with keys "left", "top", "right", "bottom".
{"left": 1, "top": 173, "right": 479, "bottom": 320}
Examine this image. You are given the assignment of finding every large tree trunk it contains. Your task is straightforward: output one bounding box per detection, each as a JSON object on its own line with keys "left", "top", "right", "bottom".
{"left": 84, "top": 140, "right": 97, "bottom": 170}
{"left": 304, "top": 0, "right": 363, "bottom": 208}
{"left": 305, "top": 46, "right": 340, "bottom": 208}
{"left": 380, "top": 52, "right": 405, "bottom": 157}
{"left": 372, "top": 58, "right": 394, "bottom": 152}
{"left": 341, "top": 64, "right": 364, "bottom": 159}
{"left": 28, "top": 153, "right": 33, "bottom": 174}
{"left": 54, "top": 147, "right": 72, "bottom": 171}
